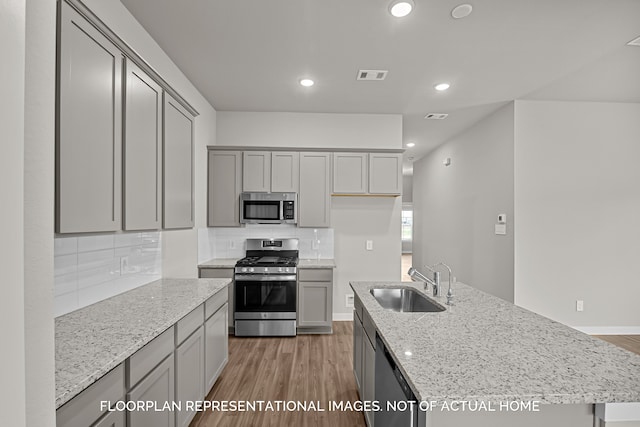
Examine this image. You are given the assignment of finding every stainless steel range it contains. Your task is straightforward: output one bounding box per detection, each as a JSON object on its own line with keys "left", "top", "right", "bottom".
{"left": 234, "top": 238, "right": 299, "bottom": 337}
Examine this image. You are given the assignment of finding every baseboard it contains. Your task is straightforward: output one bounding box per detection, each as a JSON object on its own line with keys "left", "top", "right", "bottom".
{"left": 332, "top": 312, "right": 353, "bottom": 321}
{"left": 572, "top": 326, "right": 640, "bottom": 335}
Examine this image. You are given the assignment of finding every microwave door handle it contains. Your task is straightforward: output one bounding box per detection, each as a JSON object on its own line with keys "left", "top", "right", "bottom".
{"left": 280, "top": 201, "right": 284, "bottom": 220}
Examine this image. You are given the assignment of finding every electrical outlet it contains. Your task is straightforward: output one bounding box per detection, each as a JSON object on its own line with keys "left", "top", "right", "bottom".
{"left": 120, "top": 256, "right": 129, "bottom": 274}
{"left": 346, "top": 294, "right": 354, "bottom": 308}
{"left": 576, "top": 300, "right": 584, "bottom": 312}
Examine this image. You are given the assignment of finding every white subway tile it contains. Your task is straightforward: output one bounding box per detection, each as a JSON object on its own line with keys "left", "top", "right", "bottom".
{"left": 77, "top": 261, "right": 120, "bottom": 290}
{"left": 114, "top": 232, "right": 143, "bottom": 248}
{"left": 54, "top": 253, "right": 77, "bottom": 276}
{"left": 54, "top": 272, "right": 78, "bottom": 296}
{"left": 54, "top": 236, "right": 77, "bottom": 256}
{"left": 77, "top": 248, "right": 116, "bottom": 272}
{"left": 54, "top": 292, "right": 79, "bottom": 317}
{"left": 77, "top": 234, "right": 114, "bottom": 252}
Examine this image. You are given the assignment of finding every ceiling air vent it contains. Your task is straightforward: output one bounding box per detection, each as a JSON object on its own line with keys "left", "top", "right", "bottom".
{"left": 627, "top": 36, "right": 640, "bottom": 47}
{"left": 357, "top": 70, "right": 388, "bottom": 81}
{"left": 424, "top": 113, "right": 449, "bottom": 120}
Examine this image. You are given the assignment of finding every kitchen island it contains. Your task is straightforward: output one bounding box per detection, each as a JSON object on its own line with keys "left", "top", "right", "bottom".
{"left": 350, "top": 281, "right": 640, "bottom": 427}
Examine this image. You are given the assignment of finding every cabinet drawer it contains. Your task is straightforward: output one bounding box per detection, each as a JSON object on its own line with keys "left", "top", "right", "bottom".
{"left": 298, "top": 268, "right": 333, "bottom": 282}
{"left": 176, "top": 304, "right": 204, "bottom": 345}
{"left": 199, "top": 267, "right": 234, "bottom": 279}
{"left": 205, "top": 289, "right": 228, "bottom": 320}
{"left": 56, "top": 363, "right": 125, "bottom": 427}
{"left": 127, "top": 326, "right": 174, "bottom": 388}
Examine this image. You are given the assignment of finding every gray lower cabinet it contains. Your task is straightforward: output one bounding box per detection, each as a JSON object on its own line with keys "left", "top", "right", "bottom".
{"left": 175, "top": 326, "right": 205, "bottom": 427}
{"left": 362, "top": 330, "right": 376, "bottom": 427}
{"left": 163, "top": 93, "right": 195, "bottom": 229}
{"left": 57, "top": 2, "right": 123, "bottom": 233}
{"left": 297, "top": 268, "right": 333, "bottom": 333}
{"left": 94, "top": 409, "right": 126, "bottom": 427}
{"left": 353, "top": 308, "right": 364, "bottom": 393}
{"left": 56, "top": 364, "right": 125, "bottom": 427}
{"left": 205, "top": 303, "right": 229, "bottom": 391}
{"left": 208, "top": 150, "right": 242, "bottom": 227}
{"left": 127, "top": 354, "right": 175, "bottom": 427}
{"left": 299, "top": 152, "right": 332, "bottom": 227}
{"left": 123, "top": 59, "right": 162, "bottom": 231}
{"left": 199, "top": 268, "right": 235, "bottom": 333}
{"left": 354, "top": 295, "right": 376, "bottom": 427}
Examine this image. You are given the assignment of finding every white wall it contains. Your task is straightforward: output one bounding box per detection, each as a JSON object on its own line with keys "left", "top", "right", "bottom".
{"left": 514, "top": 100, "right": 640, "bottom": 328}
{"left": 24, "top": 0, "right": 56, "bottom": 425}
{"left": 413, "top": 103, "right": 515, "bottom": 302}
{"left": 1, "top": 0, "right": 27, "bottom": 424}
{"left": 217, "top": 111, "right": 402, "bottom": 149}
{"left": 83, "top": 0, "right": 217, "bottom": 278}
{"left": 214, "top": 111, "right": 403, "bottom": 316}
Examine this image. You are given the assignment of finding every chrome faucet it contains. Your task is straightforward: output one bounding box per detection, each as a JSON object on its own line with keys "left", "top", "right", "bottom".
{"left": 407, "top": 266, "right": 439, "bottom": 297}
{"left": 431, "top": 262, "right": 454, "bottom": 305}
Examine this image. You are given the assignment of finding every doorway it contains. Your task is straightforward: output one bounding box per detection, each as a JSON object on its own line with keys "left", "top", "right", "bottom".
{"left": 401, "top": 203, "right": 413, "bottom": 281}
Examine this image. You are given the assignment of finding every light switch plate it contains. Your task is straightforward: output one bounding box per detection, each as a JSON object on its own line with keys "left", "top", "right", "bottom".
{"left": 346, "top": 294, "right": 354, "bottom": 308}
{"left": 495, "top": 224, "right": 507, "bottom": 235}
{"left": 366, "top": 240, "right": 373, "bottom": 251}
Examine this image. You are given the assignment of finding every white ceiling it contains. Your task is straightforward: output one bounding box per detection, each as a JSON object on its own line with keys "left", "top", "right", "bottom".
{"left": 121, "top": 0, "right": 640, "bottom": 170}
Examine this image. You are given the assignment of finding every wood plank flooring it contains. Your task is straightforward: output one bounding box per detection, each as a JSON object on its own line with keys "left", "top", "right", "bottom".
{"left": 191, "top": 321, "right": 366, "bottom": 427}
{"left": 595, "top": 335, "right": 640, "bottom": 355}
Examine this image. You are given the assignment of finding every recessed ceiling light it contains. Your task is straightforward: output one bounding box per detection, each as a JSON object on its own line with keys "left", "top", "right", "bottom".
{"left": 434, "top": 83, "right": 450, "bottom": 91}
{"left": 406, "top": 142, "right": 415, "bottom": 148}
{"left": 389, "top": 0, "right": 414, "bottom": 18}
{"left": 299, "top": 78, "right": 314, "bottom": 87}
{"left": 451, "top": 4, "right": 473, "bottom": 19}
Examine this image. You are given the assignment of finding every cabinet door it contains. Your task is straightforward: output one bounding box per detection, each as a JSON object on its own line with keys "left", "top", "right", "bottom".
{"left": 369, "top": 153, "right": 402, "bottom": 195}
{"left": 298, "top": 282, "right": 332, "bottom": 327}
{"left": 163, "top": 93, "right": 194, "bottom": 229}
{"left": 175, "top": 326, "right": 205, "bottom": 427}
{"left": 207, "top": 151, "right": 242, "bottom": 227}
{"left": 353, "top": 315, "right": 364, "bottom": 395}
{"left": 271, "top": 151, "right": 299, "bottom": 192}
{"left": 57, "top": 3, "right": 123, "bottom": 233}
{"left": 123, "top": 60, "right": 162, "bottom": 230}
{"left": 299, "top": 152, "right": 331, "bottom": 227}
{"left": 94, "top": 409, "right": 125, "bottom": 427}
{"left": 127, "top": 354, "right": 175, "bottom": 427}
{"left": 363, "top": 334, "right": 376, "bottom": 427}
{"left": 205, "top": 303, "right": 228, "bottom": 393}
{"left": 333, "top": 152, "right": 368, "bottom": 194}
{"left": 242, "top": 151, "right": 271, "bottom": 192}
{"left": 199, "top": 268, "right": 234, "bottom": 331}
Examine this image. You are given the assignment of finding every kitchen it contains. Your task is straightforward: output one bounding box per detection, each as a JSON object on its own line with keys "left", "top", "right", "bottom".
{"left": 3, "top": 0, "right": 640, "bottom": 426}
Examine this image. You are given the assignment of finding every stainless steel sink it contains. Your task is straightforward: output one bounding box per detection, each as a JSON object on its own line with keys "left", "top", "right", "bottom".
{"left": 370, "top": 288, "right": 446, "bottom": 313}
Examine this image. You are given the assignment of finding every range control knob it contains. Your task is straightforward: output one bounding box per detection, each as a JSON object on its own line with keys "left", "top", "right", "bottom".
{"left": 264, "top": 267, "right": 268, "bottom": 273}
{"left": 241, "top": 267, "right": 247, "bottom": 273}
{"left": 249, "top": 267, "right": 254, "bottom": 273}
{"left": 278, "top": 267, "right": 283, "bottom": 273}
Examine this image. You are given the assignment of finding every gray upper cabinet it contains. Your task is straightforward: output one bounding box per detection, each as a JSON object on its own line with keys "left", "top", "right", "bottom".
{"left": 299, "top": 152, "right": 331, "bottom": 227}
{"left": 123, "top": 60, "right": 162, "bottom": 231}
{"left": 369, "top": 153, "right": 402, "bottom": 195}
{"left": 208, "top": 150, "right": 242, "bottom": 227}
{"left": 333, "top": 152, "right": 368, "bottom": 194}
{"left": 271, "top": 151, "right": 300, "bottom": 192}
{"left": 57, "top": 3, "right": 123, "bottom": 233}
{"left": 242, "top": 151, "right": 271, "bottom": 192}
{"left": 163, "top": 93, "right": 194, "bottom": 229}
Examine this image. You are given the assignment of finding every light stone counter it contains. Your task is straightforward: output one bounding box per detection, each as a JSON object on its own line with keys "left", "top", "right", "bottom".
{"left": 298, "top": 259, "right": 336, "bottom": 269}
{"left": 55, "top": 278, "right": 230, "bottom": 408}
{"left": 350, "top": 281, "right": 640, "bottom": 405}
{"left": 198, "top": 258, "right": 238, "bottom": 269}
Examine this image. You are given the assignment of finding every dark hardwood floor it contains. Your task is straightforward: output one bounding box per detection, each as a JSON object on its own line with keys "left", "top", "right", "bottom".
{"left": 191, "top": 321, "right": 366, "bottom": 427}
{"left": 595, "top": 335, "right": 640, "bottom": 355}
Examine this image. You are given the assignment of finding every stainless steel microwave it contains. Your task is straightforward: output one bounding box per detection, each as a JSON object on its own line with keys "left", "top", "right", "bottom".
{"left": 240, "top": 192, "right": 297, "bottom": 224}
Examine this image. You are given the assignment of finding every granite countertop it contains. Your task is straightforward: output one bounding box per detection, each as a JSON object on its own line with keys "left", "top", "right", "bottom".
{"left": 298, "top": 259, "right": 336, "bottom": 269}
{"left": 350, "top": 281, "right": 640, "bottom": 405}
{"left": 198, "top": 258, "right": 336, "bottom": 269}
{"left": 55, "top": 278, "right": 230, "bottom": 409}
{"left": 198, "top": 258, "right": 238, "bottom": 268}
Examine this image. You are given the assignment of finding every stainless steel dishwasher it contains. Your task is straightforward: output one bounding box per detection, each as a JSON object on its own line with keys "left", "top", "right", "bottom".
{"left": 375, "top": 334, "right": 419, "bottom": 426}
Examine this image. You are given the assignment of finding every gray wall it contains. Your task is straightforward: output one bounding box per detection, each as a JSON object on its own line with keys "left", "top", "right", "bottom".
{"left": 413, "top": 103, "right": 515, "bottom": 302}
{"left": 514, "top": 100, "right": 640, "bottom": 329}
{"left": 402, "top": 174, "right": 413, "bottom": 203}
{"left": 1, "top": 0, "right": 27, "bottom": 423}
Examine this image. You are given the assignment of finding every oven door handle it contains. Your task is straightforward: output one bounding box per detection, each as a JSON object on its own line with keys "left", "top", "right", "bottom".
{"left": 234, "top": 274, "right": 297, "bottom": 282}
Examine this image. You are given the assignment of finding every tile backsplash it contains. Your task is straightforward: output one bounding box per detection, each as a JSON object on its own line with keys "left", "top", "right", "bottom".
{"left": 54, "top": 232, "right": 162, "bottom": 316}
{"left": 198, "top": 225, "right": 334, "bottom": 263}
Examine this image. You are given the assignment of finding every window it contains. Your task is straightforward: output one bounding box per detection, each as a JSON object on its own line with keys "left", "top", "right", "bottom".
{"left": 402, "top": 209, "right": 413, "bottom": 241}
